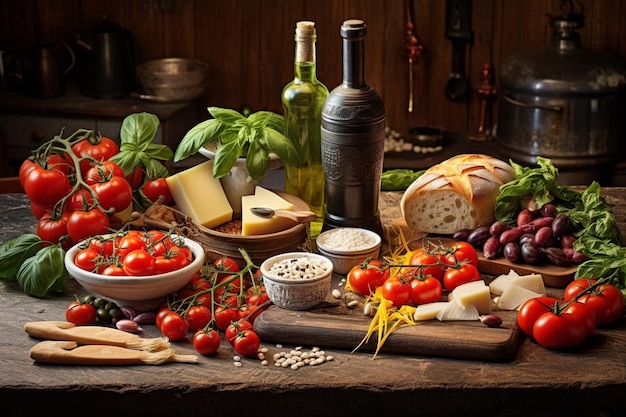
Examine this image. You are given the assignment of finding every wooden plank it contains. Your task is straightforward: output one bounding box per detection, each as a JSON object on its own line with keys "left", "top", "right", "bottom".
{"left": 255, "top": 303, "right": 521, "bottom": 361}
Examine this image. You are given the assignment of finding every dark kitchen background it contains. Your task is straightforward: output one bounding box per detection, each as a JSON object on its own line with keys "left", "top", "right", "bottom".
{"left": 1, "top": 0, "right": 625, "bottom": 185}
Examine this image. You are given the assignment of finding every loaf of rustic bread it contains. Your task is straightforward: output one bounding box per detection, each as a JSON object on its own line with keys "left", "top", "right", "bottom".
{"left": 400, "top": 154, "right": 515, "bottom": 234}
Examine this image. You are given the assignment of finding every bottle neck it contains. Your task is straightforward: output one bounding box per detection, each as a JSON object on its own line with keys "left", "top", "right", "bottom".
{"left": 294, "top": 36, "right": 317, "bottom": 82}
{"left": 341, "top": 20, "right": 367, "bottom": 88}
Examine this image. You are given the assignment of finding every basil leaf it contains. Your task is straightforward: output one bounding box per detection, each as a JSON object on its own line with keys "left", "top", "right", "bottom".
{"left": 0, "top": 234, "right": 43, "bottom": 280}
{"left": 213, "top": 139, "right": 242, "bottom": 179}
{"left": 173, "top": 118, "right": 223, "bottom": 162}
{"left": 264, "top": 128, "right": 299, "bottom": 166}
{"left": 16, "top": 244, "right": 68, "bottom": 297}
{"left": 209, "top": 107, "right": 244, "bottom": 125}
{"left": 245, "top": 140, "right": 270, "bottom": 181}
{"left": 381, "top": 169, "right": 424, "bottom": 191}
{"left": 120, "top": 112, "right": 160, "bottom": 150}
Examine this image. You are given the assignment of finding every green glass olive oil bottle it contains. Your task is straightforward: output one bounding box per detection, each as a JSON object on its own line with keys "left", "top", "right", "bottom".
{"left": 282, "top": 21, "right": 329, "bottom": 219}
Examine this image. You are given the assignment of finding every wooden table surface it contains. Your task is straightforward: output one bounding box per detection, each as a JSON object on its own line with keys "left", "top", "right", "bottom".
{"left": 1, "top": 191, "right": 625, "bottom": 417}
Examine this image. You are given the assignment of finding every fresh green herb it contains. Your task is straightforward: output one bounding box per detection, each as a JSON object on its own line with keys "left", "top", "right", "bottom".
{"left": 574, "top": 237, "right": 626, "bottom": 298}
{"left": 109, "top": 112, "right": 173, "bottom": 180}
{"left": 381, "top": 169, "right": 424, "bottom": 191}
{"left": 173, "top": 107, "right": 300, "bottom": 181}
{"left": 16, "top": 244, "right": 68, "bottom": 297}
{"left": 0, "top": 234, "right": 43, "bottom": 280}
{"left": 564, "top": 182, "right": 621, "bottom": 244}
{"left": 495, "top": 156, "right": 582, "bottom": 224}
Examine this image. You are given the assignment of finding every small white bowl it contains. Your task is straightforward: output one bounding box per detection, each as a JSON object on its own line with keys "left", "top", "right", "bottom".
{"left": 65, "top": 235, "right": 205, "bottom": 311}
{"left": 260, "top": 252, "right": 333, "bottom": 310}
{"left": 315, "top": 227, "right": 382, "bottom": 274}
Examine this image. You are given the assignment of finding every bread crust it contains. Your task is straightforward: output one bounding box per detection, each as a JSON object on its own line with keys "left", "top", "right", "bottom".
{"left": 400, "top": 154, "right": 515, "bottom": 234}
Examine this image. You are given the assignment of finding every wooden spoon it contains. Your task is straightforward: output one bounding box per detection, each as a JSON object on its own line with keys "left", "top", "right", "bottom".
{"left": 250, "top": 207, "right": 316, "bottom": 223}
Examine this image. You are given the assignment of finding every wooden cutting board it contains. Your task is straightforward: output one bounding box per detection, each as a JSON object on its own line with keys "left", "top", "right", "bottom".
{"left": 255, "top": 304, "right": 521, "bottom": 362}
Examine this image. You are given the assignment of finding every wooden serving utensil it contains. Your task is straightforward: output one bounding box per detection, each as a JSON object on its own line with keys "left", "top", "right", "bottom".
{"left": 250, "top": 207, "right": 316, "bottom": 223}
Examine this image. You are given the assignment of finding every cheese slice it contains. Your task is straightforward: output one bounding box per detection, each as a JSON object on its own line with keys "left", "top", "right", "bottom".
{"left": 436, "top": 301, "right": 480, "bottom": 321}
{"left": 413, "top": 302, "right": 448, "bottom": 321}
{"left": 489, "top": 270, "right": 546, "bottom": 297}
{"left": 496, "top": 283, "right": 543, "bottom": 311}
{"left": 241, "top": 186, "right": 296, "bottom": 236}
{"left": 451, "top": 280, "right": 492, "bottom": 315}
{"left": 165, "top": 160, "right": 233, "bottom": 229}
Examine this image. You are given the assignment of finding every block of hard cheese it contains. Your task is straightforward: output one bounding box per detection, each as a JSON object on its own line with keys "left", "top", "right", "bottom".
{"left": 241, "top": 186, "right": 296, "bottom": 236}
{"left": 165, "top": 160, "right": 233, "bottom": 229}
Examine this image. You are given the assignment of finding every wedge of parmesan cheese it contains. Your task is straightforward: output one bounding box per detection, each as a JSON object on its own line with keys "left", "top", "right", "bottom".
{"left": 450, "top": 280, "right": 492, "bottom": 315}
{"left": 436, "top": 301, "right": 480, "bottom": 321}
{"left": 413, "top": 302, "right": 448, "bottom": 321}
{"left": 496, "top": 283, "right": 544, "bottom": 311}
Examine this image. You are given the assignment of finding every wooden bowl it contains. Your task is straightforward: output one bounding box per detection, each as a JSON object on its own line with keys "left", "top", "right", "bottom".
{"left": 150, "top": 191, "right": 310, "bottom": 267}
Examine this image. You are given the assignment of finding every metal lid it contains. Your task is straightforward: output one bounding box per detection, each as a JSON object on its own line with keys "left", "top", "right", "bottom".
{"left": 499, "top": 1, "right": 626, "bottom": 96}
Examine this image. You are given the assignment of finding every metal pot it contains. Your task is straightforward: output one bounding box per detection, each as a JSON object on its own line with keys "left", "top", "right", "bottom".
{"left": 496, "top": 1, "right": 626, "bottom": 185}
{"left": 71, "top": 17, "right": 137, "bottom": 99}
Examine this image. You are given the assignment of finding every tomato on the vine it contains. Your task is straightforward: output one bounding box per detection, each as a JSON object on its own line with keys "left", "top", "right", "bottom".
{"left": 564, "top": 279, "right": 624, "bottom": 326}
{"left": 347, "top": 259, "right": 390, "bottom": 296}
{"left": 233, "top": 329, "right": 261, "bottom": 357}
{"left": 409, "top": 275, "right": 443, "bottom": 305}
{"left": 37, "top": 212, "right": 71, "bottom": 248}
{"left": 65, "top": 300, "right": 97, "bottom": 325}
{"left": 442, "top": 263, "right": 480, "bottom": 292}
{"left": 442, "top": 241, "right": 479, "bottom": 268}
{"left": 381, "top": 275, "right": 412, "bottom": 307}
{"left": 66, "top": 208, "right": 110, "bottom": 243}
{"left": 532, "top": 311, "right": 587, "bottom": 349}
{"left": 123, "top": 249, "right": 156, "bottom": 276}
{"left": 72, "top": 136, "right": 119, "bottom": 175}
{"left": 84, "top": 160, "right": 125, "bottom": 185}
{"left": 74, "top": 247, "right": 101, "bottom": 272}
{"left": 91, "top": 176, "right": 133, "bottom": 213}
{"left": 159, "top": 311, "right": 189, "bottom": 341}
{"left": 185, "top": 305, "right": 212, "bottom": 332}
{"left": 517, "top": 297, "right": 561, "bottom": 337}
{"left": 246, "top": 286, "right": 269, "bottom": 306}
{"left": 214, "top": 306, "right": 238, "bottom": 331}
{"left": 225, "top": 319, "right": 254, "bottom": 346}
{"left": 404, "top": 248, "right": 444, "bottom": 282}
{"left": 193, "top": 328, "right": 221, "bottom": 355}
{"left": 142, "top": 178, "right": 174, "bottom": 205}
{"left": 213, "top": 256, "right": 240, "bottom": 278}
{"left": 23, "top": 167, "right": 71, "bottom": 210}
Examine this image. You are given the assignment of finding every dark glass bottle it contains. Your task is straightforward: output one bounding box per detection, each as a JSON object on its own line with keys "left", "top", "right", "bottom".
{"left": 320, "top": 19, "right": 385, "bottom": 237}
{"left": 282, "top": 21, "right": 329, "bottom": 219}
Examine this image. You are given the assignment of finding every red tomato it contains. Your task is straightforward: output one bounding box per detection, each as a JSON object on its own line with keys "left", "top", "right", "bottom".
{"left": 68, "top": 189, "right": 95, "bottom": 211}
{"left": 74, "top": 247, "right": 101, "bottom": 272}
{"left": 532, "top": 311, "right": 586, "bottom": 349}
{"left": 142, "top": 178, "right": 174, "bottom": 205}
{"left": 66, "top": 208, "right": 110, "bottom": 243}
{"left": 246, "top": 286, "right": 269, "bottom": 306}
{"left": 19, "top": 159, "right": 39, "bottom": 188}
{"left": 347, "top": 259, "right": 390, "bottom": 296}
{"left": 72, "top": 136, "right": 119, "bottom": 175}
{"left": 87, "top": 236, "right": 114, "bottom": 258}
{"left": 225, "top": 319, "right": 254, "bottom": 346}
{"left": 193, "top": 328, "right": 221, "bottom": 355}
{"left": 91, "top": 176, "right": 133, "bottom": 213}
{"left": 185, "top": 305, "right": 212, "bottom": 332}
{"left": 213, "top": 256, "right": 241, "bottom": 277}
{"left": 156, "top": 308, "right": 173, "bottom": 329}
{"left": 84, "top": 160, "right": 125, "bottom": 185}
{"left": 65, "top": 300, "right": 97, "bottom": 325}
{"left": 122, "top": 249, "right": 156, "bottom": 276}
{"left": 409, "top": 276, "right": 443, "bottom": 305}
{"left": 564, "top": 301, "right": 597, "bottom": 338}
{"left": 233, "top": 329, "right": 261, "bottom": 357}
{"left": 37, "top": 212, "right": 71, "bottom": 248}
{"left": 100, "top": 263, "right": 126, "bottom": 276}
{"left": 381, "top": 275, "right": 412, "bottom": 307}
{"left": 125, "top": 166, "right": 144, "bottom": 190}
{"left": 117, "top": 234, "right": 148, "bottom": 257}
{"left": 564, "top": 279, "right": 625, "bottom": 326}
{"left": 442, "top": 263, "right": 480, "bottom": 292}
{"left": 214, "top": 306, "right": 238, "bottom": 331}
{"left": 159, "top": 311, "right": 189, "bottom": 341}
{"left": 405, "top": 248, "right": 444, "bottom": 282}
{"left": 23, "top": 167, "right": 71, "bottom": 210}
{"left": 44, "top": 153, "right": 73, "bottom": 176}
{"left": 442, "top": 241, "right": 479, "bottom": 268}
{"left": 154, "top": 254, "right": 182, "bottom": 273}
{"left": 30, "top": 203, "right": 48, "bottom": 219}
{"left": 517, "top": 297, "right": 561, "bottom": 337}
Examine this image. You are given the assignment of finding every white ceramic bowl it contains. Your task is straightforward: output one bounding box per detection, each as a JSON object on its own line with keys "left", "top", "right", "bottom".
{"left": 315, "top": 227, "right": 382, "bottom": 274}
{"left": 260, "top": 252, "right": 333, "bottom": 310}
{"left": 65, "top": 235, "right": 205, "bottom": 311}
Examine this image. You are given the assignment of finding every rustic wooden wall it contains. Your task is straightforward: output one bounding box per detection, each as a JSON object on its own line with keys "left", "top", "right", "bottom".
{"left": 1, "top": 0, "right": 625, "bottom": 137}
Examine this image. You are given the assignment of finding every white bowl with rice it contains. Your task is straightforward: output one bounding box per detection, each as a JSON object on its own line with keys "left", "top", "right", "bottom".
{"left": 260, "top": 252, "right": 333, "bottom": 310}
{"left": 315, "top": 227, "right": 382, "bottom": 274}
